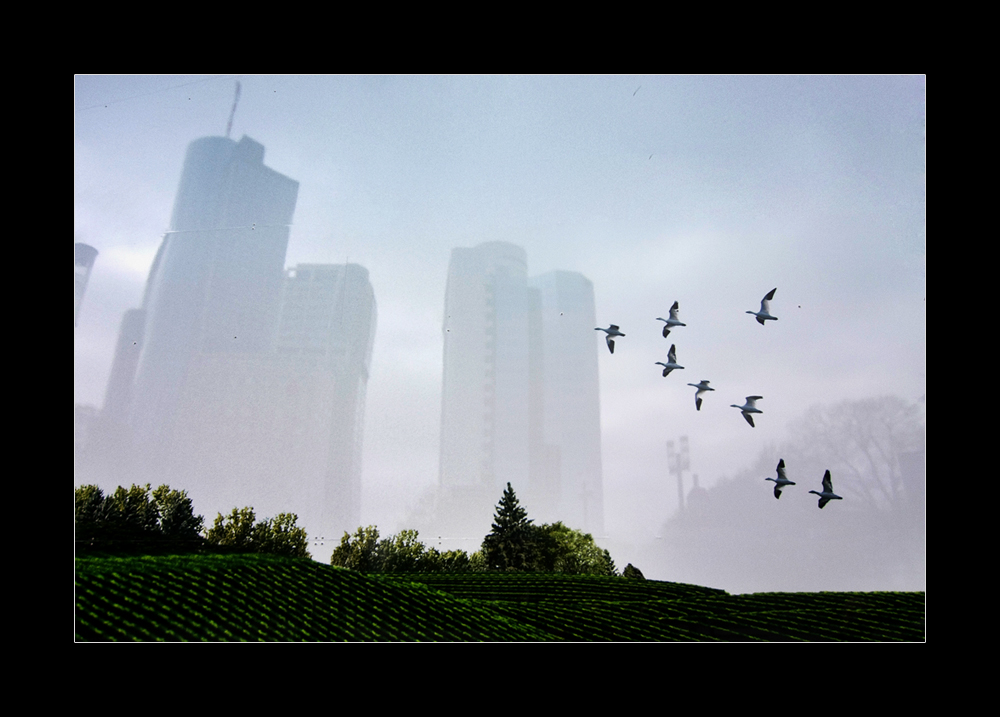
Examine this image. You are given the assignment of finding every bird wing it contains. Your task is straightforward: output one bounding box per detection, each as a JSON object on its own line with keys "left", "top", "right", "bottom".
{"left": 760, "top": 288, "right": 776, "bottom": 315}
{"left": 663, "top": 325, "right": 670, "bottom": 338}
{"left": 670, "top": 301, "right": 680, "bottom": 319}
{"left": 774, "top": 485, "right": 782, "bottom": 499}
{"left": 668, "top": 344, "right": 677, "bottom": 363}
{"left": 695, "top": 396, "right": 702, "bottom": 411}
{"left": 822, "top": 470, "right": 833, "bottom": 493}
{"left": 743, "top": 412, "right": 755, "bottom": 427}
{"left": 607, "top": 337, "right": 615, "bottom": 354}
{"left": 818, "top": 496, "right": 830, "bottom": 509}
{"left": 777, "top": 460, "right": 787, "bottom": 481}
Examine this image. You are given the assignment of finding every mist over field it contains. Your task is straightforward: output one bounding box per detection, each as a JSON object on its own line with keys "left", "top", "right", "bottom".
{"left": 75, "top": 75, "right": 925, "bottom": 593}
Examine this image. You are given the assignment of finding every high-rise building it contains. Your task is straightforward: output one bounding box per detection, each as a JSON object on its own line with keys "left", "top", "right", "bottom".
{"left": 74, "top": 243, "right": 98, "bottom": 327}
{"left": 273, "top": 263, "right": 377, "bottom": 539}
{"left": 439, "top": 242, "right": 531, "bottom": 493}
{"left": 437, "top": 242, "right": 603, "bottom": 535}
{"left": 528, "top": 270, "right": 604, "bottom": 534}
{"left": 128, "top": 135, "right": 299, "bottom": 479}
{"left": 94, "top": 134, "right": 377, "bottom": 541}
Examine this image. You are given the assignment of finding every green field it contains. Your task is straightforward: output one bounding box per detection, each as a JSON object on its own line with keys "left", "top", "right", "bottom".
{"left": 75, "top": 553, "right": 925, "bottom": 641}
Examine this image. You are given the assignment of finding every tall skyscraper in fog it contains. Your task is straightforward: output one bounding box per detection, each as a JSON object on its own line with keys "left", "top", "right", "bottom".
{"left": 528, "top": 271, "right": 603, "bottom": 534}
{"left": 440, "top": 242, "right": 532, "bottom": 494}
{"left": 94, "top": 134, "right": 378, "bottom": 540}
{"left": 273, "top": 263, "right": 376, "bottom": 538}
{"left": 438, "top": 242, "right": 603, "bottom": 534}
{"left": 129, "top": 135, "right": 299, "bottom": 472}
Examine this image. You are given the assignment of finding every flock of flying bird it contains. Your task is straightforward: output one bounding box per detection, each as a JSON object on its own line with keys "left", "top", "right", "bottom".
{"left": 596, "top": 288, "right": 843, "bottom": 509}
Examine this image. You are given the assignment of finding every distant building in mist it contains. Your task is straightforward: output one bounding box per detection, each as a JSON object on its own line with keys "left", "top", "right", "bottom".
{"left": 272, "top": 263, "right": 376, "bottom": 538}
{"left": 437, "top": 242, "right": 603, "bottom": 535}
{"left": 75, "top": 243, "right": 98, "bottom": 327}
{"left": 528, "top": 270, "right": 604, "bottom": 534}
{"left": 128, "top": 135, "right": 298, "bottom": 469}
{"left": 89, "top": 135, "right": 376, "bottom": 541}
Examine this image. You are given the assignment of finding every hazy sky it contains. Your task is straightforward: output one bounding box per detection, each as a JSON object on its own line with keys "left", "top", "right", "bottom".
{"left": 74, "top": 75, "right": 925, "bottom": 571}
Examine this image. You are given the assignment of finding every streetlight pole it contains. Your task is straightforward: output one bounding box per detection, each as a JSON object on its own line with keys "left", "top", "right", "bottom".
{"left": 667, "top": 436, "right": 690, "bottom": 513}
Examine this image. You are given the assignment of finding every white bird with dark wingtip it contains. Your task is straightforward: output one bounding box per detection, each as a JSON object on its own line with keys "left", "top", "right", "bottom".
{"left": 747, "top": 288, "right": 778, "bottom": 325}
{"left": 765, "top": 458, "right": 796, "bottom": 499}
{"left": 809, "top": 470, "right": 843, "bottom": 509}
{"left": 731, "top": 396, "right": 763, "bottom": 427}
{"left": 687, "top": 380, "right": 714, "bottom": 410}
{"left": 595, "top": 325, "right": 625, "bottom": 354}
{"left": 655, "top": 344, "right": 684, "bottom": 376}
{"left": 656, "top": 301, "right": 686, "bottom": 338}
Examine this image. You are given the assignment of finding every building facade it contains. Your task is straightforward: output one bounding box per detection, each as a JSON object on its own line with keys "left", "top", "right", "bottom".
{"left": 437, "top": 242, "right": 604, "bottom": 535}
{"left": 93, "top": 135, "right": 376, "bottom": 542}
{"left": 128, "top": 135, "right": 299, "bottom": 476}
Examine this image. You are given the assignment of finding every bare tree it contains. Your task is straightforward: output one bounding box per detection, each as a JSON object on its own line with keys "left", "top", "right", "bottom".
{"left": 782, "top": 395, "right": 924, "bottom": 514}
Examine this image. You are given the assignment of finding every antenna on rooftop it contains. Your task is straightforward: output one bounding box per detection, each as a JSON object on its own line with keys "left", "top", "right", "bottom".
{"left": 225, "top": 80, "right": 241, "bottom": 139}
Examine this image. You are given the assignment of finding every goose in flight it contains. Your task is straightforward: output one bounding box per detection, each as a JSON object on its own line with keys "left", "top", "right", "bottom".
{"left": 809, "top": 470, "right": 843, "bottom": 509}
{"left": 765, "top": 458, "right": 796, "bottom": 499}
{"left": 747, "top": 288, "right": 778, "bottom": 325}
{"left": 731, "top": 396, "right": 763, "bottom": 427}
{"left": 595, "top": 325, "right": 625, "bottom": 354}
{"left": 656, "top": 301, "right": 687, "bottom": 338}
{"left": 655, "top": 344, "right": 684, "bottom": 376}
{"left": 687, "top": 380, "right": 714, "bottom": 410}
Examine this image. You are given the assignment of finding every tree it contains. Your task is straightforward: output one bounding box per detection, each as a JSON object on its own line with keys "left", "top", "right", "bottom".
{"left": 481, "top": 483, "right": 537, "bottom": 571}
{"left": 205, "top": 507, "right": 258, "bottom": 550}
{"left": 204, "top": 507, "right": 311, "bottom": 559}
{"left": 622, "top": 564, "right": 645, "bottom": 580}
{"left": 331, "top": 526, "right": 475, "bottom": 573}
{"left": 534, "top": 522, "right": 618, "bottom": 576}
{"left": 330, "top": 525, "right": 382, "bottom": 571}
{"left": 74, "top": 483, "right": 205, "bottom": 554}
{"left": 782, "top": 395, "right": 924, "bottom": 514}
{"left": 151, "top": 484, "right": 204, "bottom": 547}
{"left": 254, "top": 513, "right": 311, "bottom": 559}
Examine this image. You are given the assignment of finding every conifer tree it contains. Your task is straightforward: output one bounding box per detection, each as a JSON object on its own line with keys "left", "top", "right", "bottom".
{"left": 482, "top": 483, "right": 536, "bottom": 571}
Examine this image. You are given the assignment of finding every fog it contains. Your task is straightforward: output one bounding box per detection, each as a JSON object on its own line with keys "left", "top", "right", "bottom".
{"left": 74, "top": 75, "right": 925, "bottom": 593}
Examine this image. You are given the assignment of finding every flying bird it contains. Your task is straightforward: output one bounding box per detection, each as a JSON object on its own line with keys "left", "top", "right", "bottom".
{"left": 747, "top": 288, "right": 778, "bottom": 325}
{"left": 687, "top": 380, "right": 714, "bottom": 410}
{"left": 731, "top": 396, "right": 763, "bottom": 427}
{"left": 656, "top": 301, "right": 687, "bottom": 338}
{"left": 595, "top": 325, "right": 625, "bottom": 354}
{"left": 765, "top": 458, "right": 796, "bottom": 499}
{"left": 809, "top": 470, "right": 843, "bottom": 509}
{"left": 655, "top": 344, "right": 684, "bottom": 376}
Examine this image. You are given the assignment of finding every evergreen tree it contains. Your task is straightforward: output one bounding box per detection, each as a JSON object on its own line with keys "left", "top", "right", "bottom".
{"left": 481, "top": 483, "right": 536, "bottom": 571}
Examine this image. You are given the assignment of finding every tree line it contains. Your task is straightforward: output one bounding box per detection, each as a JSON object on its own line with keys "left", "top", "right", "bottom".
{"left": 331, "top": 482, "right": 642, "bottom": 578}
{"left": 75, "top": 481, "right": 641, "bottom": 577}
{"left": 75, "top": 483, "right": 310, "bottom": 559}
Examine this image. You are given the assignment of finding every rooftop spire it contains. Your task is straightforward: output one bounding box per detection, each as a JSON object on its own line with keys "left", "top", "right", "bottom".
{"left": 225, "top": 80, "right": 241, "bottom": 138}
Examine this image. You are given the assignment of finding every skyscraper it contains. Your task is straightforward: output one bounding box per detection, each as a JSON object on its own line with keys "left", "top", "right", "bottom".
{"left": 94, "top": 134, "right": 378, "bottom": 541}
{"left": 74, "top": 243, "right": 98, "bottom": 327}
{"left": 439, "top": 242, "right": 533, "bottom": 494}
{"left": 273, "top": 263, "right": 377, "bottom": 539}
{"left": 528, "top": 270, "right": 604, "bottom": 534}
{"left": 128, "top": 135, "right": 299, "bottom": 479}
{"left": 437, "top": 242, "right": 603, "bottom": 535}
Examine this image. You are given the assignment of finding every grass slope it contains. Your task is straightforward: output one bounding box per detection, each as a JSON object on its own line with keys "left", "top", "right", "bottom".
{"left": 76, "top": 554, "right": 925, "bottom": 641}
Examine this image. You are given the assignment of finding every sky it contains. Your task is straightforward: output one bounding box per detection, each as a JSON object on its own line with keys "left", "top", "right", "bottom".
{"left": 74, "top": 75, "right": 925, "bottom": 589}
